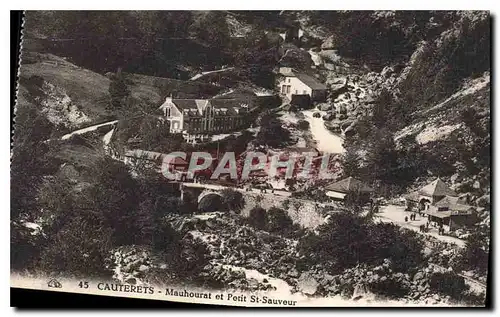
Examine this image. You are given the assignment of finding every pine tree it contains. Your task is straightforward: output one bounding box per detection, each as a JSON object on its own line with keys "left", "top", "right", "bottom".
{"left": 109, "top": 69, "right": 130, "bottom": 109}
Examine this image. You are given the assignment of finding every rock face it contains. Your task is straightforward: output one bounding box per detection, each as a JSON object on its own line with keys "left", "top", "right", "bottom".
{"left": 109, "top": 246, "right": 153, "bottom": 286}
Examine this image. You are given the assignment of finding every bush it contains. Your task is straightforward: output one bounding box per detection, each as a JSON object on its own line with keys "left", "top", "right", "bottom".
{"left": 368, "top": 275, "right": 411, "bottom": 298}
{"left": 266, "top": 207, "right": 294, "bottom": 234}
{"left": 429, "top": 272, "right": 469, "bottom": 300}
{"left": 170, "top": 236, "right": 210, "bottom": 280}
{"left": 297, "top": 212, "right": 425, "bottom": 273}
{"left": 247, "top": 206, "right": 267, "bottom": 230}
{"left": 220, "top": 189, "right": 245, "bottom": 212}
{"left": 457, "top": 231, "right": 490, "bottom": 276}
{"left": 39, "top": 214, "right": 112, "bottom": 279}
{"left": 297, "top": 120, "right": 310, "bottom": 131}
{"left": 366, "top": 224, "right": 424, "bottom": 272}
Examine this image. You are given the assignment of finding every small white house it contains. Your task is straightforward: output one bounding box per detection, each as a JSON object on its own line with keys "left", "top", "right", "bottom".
{"left": 278, "top": 67, "right": 327, "bottom": 103}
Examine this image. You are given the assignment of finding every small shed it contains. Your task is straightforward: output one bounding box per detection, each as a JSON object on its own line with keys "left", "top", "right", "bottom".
{"left": 325, "top": 177, "right": 373, "bottom": 201}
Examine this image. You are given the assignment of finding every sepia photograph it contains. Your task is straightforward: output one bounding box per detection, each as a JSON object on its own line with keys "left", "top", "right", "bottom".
{"left": 10, "top": 10, "right": 491, "bottom": 307}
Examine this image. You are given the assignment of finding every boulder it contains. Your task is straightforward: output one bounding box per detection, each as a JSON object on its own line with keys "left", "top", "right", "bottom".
{"left": 138, "top": 265, "right": 149, "bottom": 272}
{"left": 413, "top": 271, "right": 425, "bottom": 282}
{"left": 125, "top": 277, "right": 137, "bottom": 285}
{"left": 289, "top": 268, "right": 299, "bottom": 278}
{"left": 318, "top": 103, "right": 332, "bottom": 111}
{"left": 297, "top": 272, "right": 319, "bottom": 295}
{"left": 321, "top": 36, "right": 336, "bottom": 50}
{"left": 352, "top": 283, "right": 375, "bottom": 301}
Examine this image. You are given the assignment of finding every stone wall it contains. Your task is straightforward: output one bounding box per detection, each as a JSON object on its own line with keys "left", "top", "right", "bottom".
{"left": 240, "top": 192, "right": 326, "bottom": 229}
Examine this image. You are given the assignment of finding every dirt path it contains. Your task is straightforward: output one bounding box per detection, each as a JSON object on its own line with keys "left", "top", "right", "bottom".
{"left": 376, "top": 205, "right": 466, "bottom": 247}
{"left": 190, "top": 67, "right": 235, "bottom": 81}
{"left": 60, "top": 120, "right": 118, "bottom": 140}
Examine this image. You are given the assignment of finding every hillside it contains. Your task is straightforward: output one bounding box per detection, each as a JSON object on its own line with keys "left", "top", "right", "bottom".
{"left": 12, "top": 11, "right": 491, "bottom": 307}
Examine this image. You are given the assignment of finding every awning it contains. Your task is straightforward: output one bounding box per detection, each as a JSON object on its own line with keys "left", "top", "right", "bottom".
{"left": 326, "top": 191, "right": 347, "bottom": 200}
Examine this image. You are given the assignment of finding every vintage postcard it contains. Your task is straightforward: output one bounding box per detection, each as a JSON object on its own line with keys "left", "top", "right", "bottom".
{"left": 11, "top": 10, "right": 490, "bottom": 307}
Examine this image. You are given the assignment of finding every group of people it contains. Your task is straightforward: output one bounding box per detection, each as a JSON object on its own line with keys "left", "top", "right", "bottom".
{"left": 404, "top": 213, "right": 417, "bottom": 222}
{"left": 419, "top": 223, "right": 429, "bottom": 232}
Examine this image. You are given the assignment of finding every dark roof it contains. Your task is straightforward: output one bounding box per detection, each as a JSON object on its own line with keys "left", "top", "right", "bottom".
{"left": 419, "top": 178, "right": 456, "bottom": 197}
{"left": 435, "top": 195, "right": 473, "bottom": 212}
{"left": 325, "top": 177, "right": 373, "bottom": 193}
{"left": 295, "top": 73, "right": 327, "bottom": 90}
{"left": 172, "top": 99, "right": 198, "bottom": 110}
{"left": 209, "top": 98, "right": 241, "bottom": 108}
{"left": 210, "top": 98, "right": 248, "bottom": 115}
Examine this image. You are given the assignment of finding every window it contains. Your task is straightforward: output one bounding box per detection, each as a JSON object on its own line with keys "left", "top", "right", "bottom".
{"left": 282, "top": 85, "right": 286, "bottom": 94}
{"left": 286, "top": 86, "right": 291, "bottom": 94}
{"left": 295, "top": 90, "right": 298, "bottom": 94}
{"left": 287, "top": 78, "right": 291, "bottom": 83}
{"left": 303, "top": 90, "right": 307, "bottom": 94}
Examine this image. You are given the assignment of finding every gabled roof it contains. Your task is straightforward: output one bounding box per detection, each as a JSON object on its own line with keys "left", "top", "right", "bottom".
{"left": 419, "top": 178, "right": 456, "bottom": 197}
{"left": 171, "top": 99, "right": 199, "bottom": 110}
{"left": 209, "top": 98, "right": 249, "bottom": 115}
{"left": 325, "top": 177, "right": 373, "bottom": 193}
{"left": 435, "top": 195, "right": 467, "bottom": 207}
{"left": 295, "top": 73, "right": 327, "bottom": 90}
{"left": 435, "top": 195, "right": 473, "bottom": 212}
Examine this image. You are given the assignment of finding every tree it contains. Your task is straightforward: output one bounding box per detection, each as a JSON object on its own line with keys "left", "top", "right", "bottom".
{"left": 84, "top": 158, "right": 141, "bottom": 246}
{"left": 11, "top": 107, "right": 57, "bottom": 219}
{"left": 109, "top": 69, "right": 130, "bottom": 108}
{"left": 247, "top": 207, "right": 267, "bottom": 230}
{"left": 266, "top": 207, "right": 294, "bottom": 234}
{"left": 459, "top": 232, "right": 489, "bottom": 275}
{"left": 233, "top": 29, "right": 278, "bottom": 88}
{"left": 220, "top": 189, "right": 245, "bottom": 212}
{"left": 297, "top": 212, "right": 425, "bottom": 273}
{"left": 39, "top": 214, "right": 113, "bottom": 278}
{"left": 256, "top": 115, "right": 291, "bottom": 148}
{"left": 189, "top": 11, "right": 230, "bottom": 51}
{"left": 371, "top": 89, "right": 393, "bottom": 129}
{"left": 342, "top": 148, "right": 361, "bottom": 179}
{"left": 364, "top": 128, "right": 400, "bottom": 185}
{"left": 297, "top": 120, "right": 310, "bottom": 131}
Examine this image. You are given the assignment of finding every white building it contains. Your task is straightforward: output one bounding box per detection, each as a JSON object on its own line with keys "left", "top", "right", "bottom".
{"left": 278, "top": 67, "right": 327, "bottom": 103}
{"left": 159, "top": 97, "right": 250, "bottom": 143}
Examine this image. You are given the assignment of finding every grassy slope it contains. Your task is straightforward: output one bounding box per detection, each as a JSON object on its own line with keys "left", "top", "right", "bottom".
{"left": 18, "top": 52, "right": 112, "bottom": 124}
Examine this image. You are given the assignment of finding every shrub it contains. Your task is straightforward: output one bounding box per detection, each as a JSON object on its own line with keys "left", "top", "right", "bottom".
{"left": 247, "top": 206, "right": 267, "bottom": 230}
{"left": 220, "top": 189, "right": 245, "bottom": 212}
{"left": 170, "top": 236, "right": 210, "bottom": 280}
{"left": 266, "top": 207, "right": 294, "bottom": 234}
{"left": 368, "top": 275, "right": 411, "bottom": 298}
{"left": 297, "top": 212, "right": 425, "bottom": 273}
{"left": 429, "top": 272, "right": 469, "bottom": 300}
{"left": 457, "top": 232, "right": 490, "bottom": 276}
{"left": 297, "top": 120, "right": 310, "bottom": 131}
{"left": 39, "top": 214, "right": 112, "bottom": 279}
{"left": 366, "top": 224, "right": 424, "bottom": 272}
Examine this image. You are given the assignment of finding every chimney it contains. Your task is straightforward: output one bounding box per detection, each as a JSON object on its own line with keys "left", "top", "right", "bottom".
{"left": 165, "top": 94, "right": 173, "bottom": 103}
